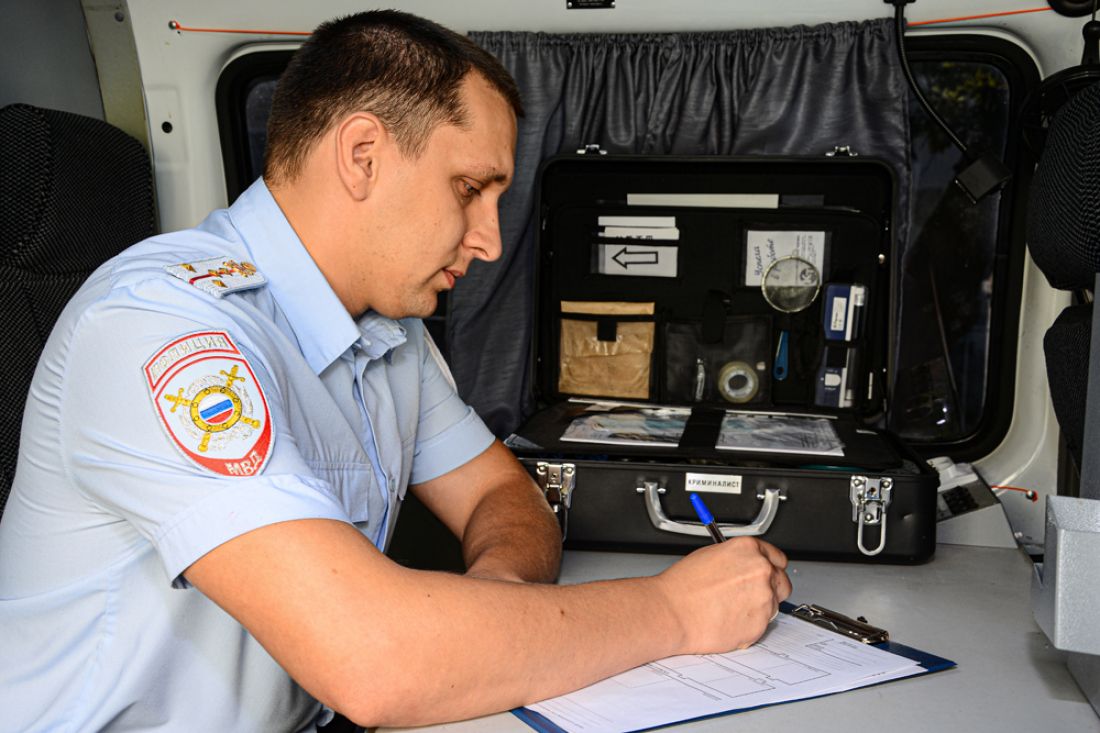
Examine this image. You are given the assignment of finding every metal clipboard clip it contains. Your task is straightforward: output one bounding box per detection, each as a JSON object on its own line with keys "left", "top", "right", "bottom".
{"left": 790, "top": 603, "right": 890, "bottom": 644}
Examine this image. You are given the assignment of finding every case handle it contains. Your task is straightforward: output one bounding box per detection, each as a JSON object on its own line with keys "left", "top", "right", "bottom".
{"left": 640, "top": 482, "right": 785, "bottom": 538}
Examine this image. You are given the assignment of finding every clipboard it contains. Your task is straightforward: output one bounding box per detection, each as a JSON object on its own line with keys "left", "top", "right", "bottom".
{"left": 780, "top": 600, "right": 956, "bottom": 678}
{"left": 513, "top": 601, "right": 956, "bottom": 733}
{"left": 787, "top": 601, "right": 891, "bottom": 643}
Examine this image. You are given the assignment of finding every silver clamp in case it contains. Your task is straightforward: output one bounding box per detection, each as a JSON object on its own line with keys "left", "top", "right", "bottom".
{"left": 850, "top": 475, "right": 893, "bottom": 557}
{"left": 535, "top": 461, "right": 575, "bottom": 541}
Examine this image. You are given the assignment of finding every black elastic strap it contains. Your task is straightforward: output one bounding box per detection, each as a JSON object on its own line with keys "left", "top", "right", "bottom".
{"left": 678, "top": 406, "right": 725, "bottom": 449}
{"left": 596, "top": 318, "right": 618, "bottom": 342}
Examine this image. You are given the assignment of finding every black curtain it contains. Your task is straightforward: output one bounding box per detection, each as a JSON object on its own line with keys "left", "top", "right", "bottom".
{"left": 453, "top": 20, "right": 911, "bottom": 436}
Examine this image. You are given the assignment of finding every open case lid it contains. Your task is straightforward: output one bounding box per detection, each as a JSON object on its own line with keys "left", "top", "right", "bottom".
{"left": 532, "top": 153, "right": 897, "bottom": 413}
{"left": 514, "top": 153, "right": 912, "bottom": 472}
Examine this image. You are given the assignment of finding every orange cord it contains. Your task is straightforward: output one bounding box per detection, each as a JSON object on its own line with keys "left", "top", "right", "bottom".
{"left": 908, "top": 6, "right": 1051, "bottom": 27}
{"left": 167, "top": 7, "right": 1055, "bottom": 37}
{"left": 991, "top": 485, "right": 1040, "bottom": 502}
{"left": 168, "top": 20, "right": 311, "bottom": 37}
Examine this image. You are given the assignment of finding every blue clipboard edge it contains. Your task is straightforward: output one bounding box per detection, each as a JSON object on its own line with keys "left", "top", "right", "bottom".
{"left": 511, "top": 603, "right": 957, "bottom": 733}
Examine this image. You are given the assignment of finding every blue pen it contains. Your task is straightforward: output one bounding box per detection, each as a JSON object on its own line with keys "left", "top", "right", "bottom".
{"left": 689, "top": 492, "right": 726, "bottom": 544}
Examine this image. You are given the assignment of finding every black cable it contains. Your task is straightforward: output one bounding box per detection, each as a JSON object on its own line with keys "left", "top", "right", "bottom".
{"left": 890, "top": 1, "right": 971, "bottom": 157}
{"left": 886, "top": 0, "right": 1011, "bottom": 202}
{"left": 926, "top": 260, "right": 962, "bottom": 430}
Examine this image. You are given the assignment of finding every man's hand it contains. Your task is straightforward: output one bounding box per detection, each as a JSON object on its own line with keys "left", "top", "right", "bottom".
{"left": 656, "top": 537, "right": 792, "bottom": 654}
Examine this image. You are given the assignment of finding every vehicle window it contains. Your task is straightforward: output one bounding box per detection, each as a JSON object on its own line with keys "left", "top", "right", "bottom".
{"left": 217, "top": 38, "right": 1035, "bottom": 453}
{"left": 891, "top": 39, "right": 1036, "bottom": 455}
{"left": 242, "top": 77, "right": 275, "bottom": 187}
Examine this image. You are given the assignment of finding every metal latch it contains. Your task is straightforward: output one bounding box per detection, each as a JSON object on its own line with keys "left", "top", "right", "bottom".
{"left": 567, "top": 0, "right": 616, "bottom": 8}
{"left": 825, "top": 145, "right": 859, "bottom": 157}
{"left": 576, "top": 143, "right": 607, "bottom": 155}
{"left": 850, "top": 475, "right": 893, "bottom": 556}
{"left": 536, "top": 462, "right": 575, "bottom": 540}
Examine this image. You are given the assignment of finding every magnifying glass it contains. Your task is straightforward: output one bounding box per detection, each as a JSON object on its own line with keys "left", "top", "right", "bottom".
{"left": 762, "top": 256, "right": 821, "bottom": 381}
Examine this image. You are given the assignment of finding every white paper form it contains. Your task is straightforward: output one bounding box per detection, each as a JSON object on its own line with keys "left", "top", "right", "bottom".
{"left": 744, "top": 229, "right": 826, "bottom": 286}
{"left": 715, "top": 412, "right": 844, "bottom": 456}
{"left": 523, "top": 614, "right": 921, "bottom": 733}
{"left": 560, "top": 405, "right": 691, "bottom": 447}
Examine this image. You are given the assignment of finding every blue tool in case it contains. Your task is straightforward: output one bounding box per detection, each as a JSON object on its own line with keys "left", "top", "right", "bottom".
{"left": 823, "top": 283, "right": 867, "bottom": 341}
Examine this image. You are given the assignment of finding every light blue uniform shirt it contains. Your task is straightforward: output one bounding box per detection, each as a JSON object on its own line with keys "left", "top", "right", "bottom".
{"left": 0, "top": 179, "right": 495, "bottom": 732}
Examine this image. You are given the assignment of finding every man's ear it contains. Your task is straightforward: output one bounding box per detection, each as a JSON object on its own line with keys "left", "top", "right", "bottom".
{"left": 334, "top": 113, "right": 386, "bottom": 202}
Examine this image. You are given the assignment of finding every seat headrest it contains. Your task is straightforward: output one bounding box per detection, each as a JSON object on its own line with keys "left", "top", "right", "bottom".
{"left": 1027, "top": 80, "right": 1100, "bottom": 291}
{"left": 0, "top": 103, "right": 154, "bottom": 274}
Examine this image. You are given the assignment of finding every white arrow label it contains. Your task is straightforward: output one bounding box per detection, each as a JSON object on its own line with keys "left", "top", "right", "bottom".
{"left": 596, "top": 244, "right": 678, "bottom": 278}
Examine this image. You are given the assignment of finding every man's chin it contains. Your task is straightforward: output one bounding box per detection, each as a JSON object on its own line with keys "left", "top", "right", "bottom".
{"left": 415, "top": 291, "right": 443, "bottom": 318}
{"left": 378, "top": 293, "right": 440, "bottom": 321}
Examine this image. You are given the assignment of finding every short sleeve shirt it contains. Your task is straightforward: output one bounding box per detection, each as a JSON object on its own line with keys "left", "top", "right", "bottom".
{"left": 0, "top": 179, "right": 495, "bottom": 732}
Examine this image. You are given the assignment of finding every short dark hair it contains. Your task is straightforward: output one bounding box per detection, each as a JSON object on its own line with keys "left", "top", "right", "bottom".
{"left": 264, "top": 10, "right": 523, "bottom": 184}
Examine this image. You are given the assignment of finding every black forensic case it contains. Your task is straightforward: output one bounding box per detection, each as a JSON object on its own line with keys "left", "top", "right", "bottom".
{"left": 506, "top": 153, "right": 938, "bottom": 563}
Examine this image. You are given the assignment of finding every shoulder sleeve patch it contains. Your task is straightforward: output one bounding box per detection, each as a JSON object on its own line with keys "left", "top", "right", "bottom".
{"left": 144, "top": 330, "right": 274, "bottom": 477}
{"left": 165, "top": 257, "right": 267, "bottom": 298}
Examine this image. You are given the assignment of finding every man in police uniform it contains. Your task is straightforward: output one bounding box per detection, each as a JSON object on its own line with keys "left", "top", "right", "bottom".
{"left": 0, "top": 10, "right": 791, "bottom": 732}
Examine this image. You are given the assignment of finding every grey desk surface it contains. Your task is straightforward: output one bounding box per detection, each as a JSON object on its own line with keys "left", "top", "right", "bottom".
{"left": 378, "top": 544, "right": 1099, "bottom": 733}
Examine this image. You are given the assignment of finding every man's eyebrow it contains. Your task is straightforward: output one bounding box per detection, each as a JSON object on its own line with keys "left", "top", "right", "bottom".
{"left": 470, "top": 166, "right": 510, "bottom": 184}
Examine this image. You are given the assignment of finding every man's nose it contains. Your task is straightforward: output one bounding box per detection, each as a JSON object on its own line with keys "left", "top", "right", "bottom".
{"left": 464, "top": 199, "right": 504, "bottom": 262}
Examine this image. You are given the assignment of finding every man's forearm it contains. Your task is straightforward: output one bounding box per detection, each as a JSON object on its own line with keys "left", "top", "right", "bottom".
{"left": 410, "top": 441, "right": 562, "bottom": 583}
{"left": 348, "top": 563, "right": 680, "bottom": 726}
{"left": 460, "top": 473, "right": 562, "bottom": 583}
{"left": 189, "top": 518, "right": 790, "bottom": 730}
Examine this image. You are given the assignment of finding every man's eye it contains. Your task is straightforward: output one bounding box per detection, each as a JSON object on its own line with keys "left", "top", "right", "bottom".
{"left": 459, "top": 180, "right": 481, "bottom": 199}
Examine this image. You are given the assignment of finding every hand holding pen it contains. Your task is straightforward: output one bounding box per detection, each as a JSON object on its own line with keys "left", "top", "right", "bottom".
{"left": 690, "top": 491, "right": 787, "bottom": 623}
